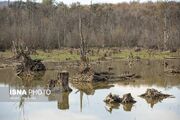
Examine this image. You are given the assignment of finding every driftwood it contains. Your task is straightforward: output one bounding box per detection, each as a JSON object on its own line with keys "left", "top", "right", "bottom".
{"left": 139, "top": 88, "right": 174, "bottom": 107}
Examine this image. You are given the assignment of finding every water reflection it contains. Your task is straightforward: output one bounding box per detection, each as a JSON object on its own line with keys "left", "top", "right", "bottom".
{"left": 72, "top": 82, "right": 114, "bottom": 95}
{"left": 140, "top": 96, "right": 171, "bottom": 108}
{"left": 122, "top": 103, "right": 134, "bottom": 111}
{"left": 48, "top": 92, "right": 71, "bottom": 110}
{"left": 105, "top": 102, "right": 120, "bottom": 113}
{"left": 0, "top": 60, "right": 180, "bottom": 120}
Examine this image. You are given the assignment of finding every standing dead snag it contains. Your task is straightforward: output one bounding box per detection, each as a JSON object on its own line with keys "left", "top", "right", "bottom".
{"left": 78, "top": 12, "right": 91, "bottom": 77}
{"left": 58, "top": 71, "right": 72, "bottom": 92}
{"left": 79, "top": 14, "right": 87, "bottom": 62}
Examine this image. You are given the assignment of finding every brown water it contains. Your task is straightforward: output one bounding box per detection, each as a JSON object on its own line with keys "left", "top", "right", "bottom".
{"left": 0, "top": 60, "right": 180, "bottom": 120}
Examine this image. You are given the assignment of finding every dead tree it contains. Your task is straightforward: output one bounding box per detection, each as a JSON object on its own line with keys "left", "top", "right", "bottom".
{"left": 160, "top": 1, "right": 169, "bottom": 50}
{"left": 79, "top": 15, "right": 87, "bottom": 62}
{"left": 13, "top": 42, "right": 46, "bottom": 76}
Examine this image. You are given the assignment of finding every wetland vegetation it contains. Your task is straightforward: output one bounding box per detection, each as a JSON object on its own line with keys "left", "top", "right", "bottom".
{"left": 0, "top": 1, "right": 180, "bottom": 120}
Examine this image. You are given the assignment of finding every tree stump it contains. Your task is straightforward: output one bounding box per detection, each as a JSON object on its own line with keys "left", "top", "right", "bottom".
{"left": 58, "top": 71, "right": 72, "bottom": 92}
{"left": 104, "top": 93, "right": 122, "bottom": 103}
{"left": 121, "top": 93, "right": 136, "bottom": 104}
{"left": 139, "top": 88, "right": 174, "bottom": 107}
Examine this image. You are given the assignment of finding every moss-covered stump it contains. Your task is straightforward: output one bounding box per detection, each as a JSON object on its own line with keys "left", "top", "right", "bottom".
{"left": 139, "top": 88, "right": 174, "bottom": 107}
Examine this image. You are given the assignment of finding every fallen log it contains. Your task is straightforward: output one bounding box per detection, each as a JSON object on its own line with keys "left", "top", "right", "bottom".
{"left": 73, "top": 70, "right": 138, "bottom": 82}
{"left": 165, "top": 68, "right": 180, "bottom": 74}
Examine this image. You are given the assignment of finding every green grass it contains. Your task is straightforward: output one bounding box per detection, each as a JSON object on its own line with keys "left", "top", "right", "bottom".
{"left": 31, "top": 50, "right": 80, "bottom": 61}
{"left": 0, "top": 50, "right": 14, "bottom": 59}
{"left": 0, "top": 48, "right": 179, "bottom": 62}
{"left": 112, "top": 49, "right": 174, "bottom": 60}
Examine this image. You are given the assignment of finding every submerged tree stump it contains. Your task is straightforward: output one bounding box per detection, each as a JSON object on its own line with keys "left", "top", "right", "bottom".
{"left": 104, "top": 93, "right": 122, "bottom": 103}
{"left": 140, "top": 88, "right": 173, "bottom": 99}
{"left": 121, "top": 93, "right": 136, "bottom": 104}
{"left": 58, "top": 71, "right": 72, "bottom": 92}
{"left": 139, "top": 88, "right": 174, "bottom": 107}
{"left": 104, "top": 92, "right": 136, "bottom": 113}
{"left": 104, "top": 93, "right": 136, "bottom": 104}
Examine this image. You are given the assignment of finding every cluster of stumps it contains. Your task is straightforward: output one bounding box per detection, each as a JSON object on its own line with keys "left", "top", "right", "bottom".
{"left": 104, "top": 88, "right": 174, "bottom": 111}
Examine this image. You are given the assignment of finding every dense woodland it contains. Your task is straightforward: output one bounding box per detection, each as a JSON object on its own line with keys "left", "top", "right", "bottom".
{"left": 0, "top": 1, "right": 180, "bottom": 51}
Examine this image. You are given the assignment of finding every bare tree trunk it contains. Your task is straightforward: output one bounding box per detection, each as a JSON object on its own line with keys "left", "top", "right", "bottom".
{"left": 79, "top": 15, "right": 86, "bottom": 62}
{"left": 163, "top": 0, "right": 169, "bottom": 50}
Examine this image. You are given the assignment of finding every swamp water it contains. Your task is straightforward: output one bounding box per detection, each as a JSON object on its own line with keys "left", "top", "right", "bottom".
{"left": 0, "top": 60, "right": 180, "bottom": 120}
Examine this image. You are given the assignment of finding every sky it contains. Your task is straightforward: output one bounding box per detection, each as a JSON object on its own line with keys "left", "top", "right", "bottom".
{"left": 0, "top": 0, "right": 179, "bottom": 5}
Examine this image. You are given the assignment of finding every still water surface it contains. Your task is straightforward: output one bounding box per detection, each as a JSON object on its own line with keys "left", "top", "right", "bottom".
{"left": 0, "top": 60, "right": 180, "bottom": 120}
